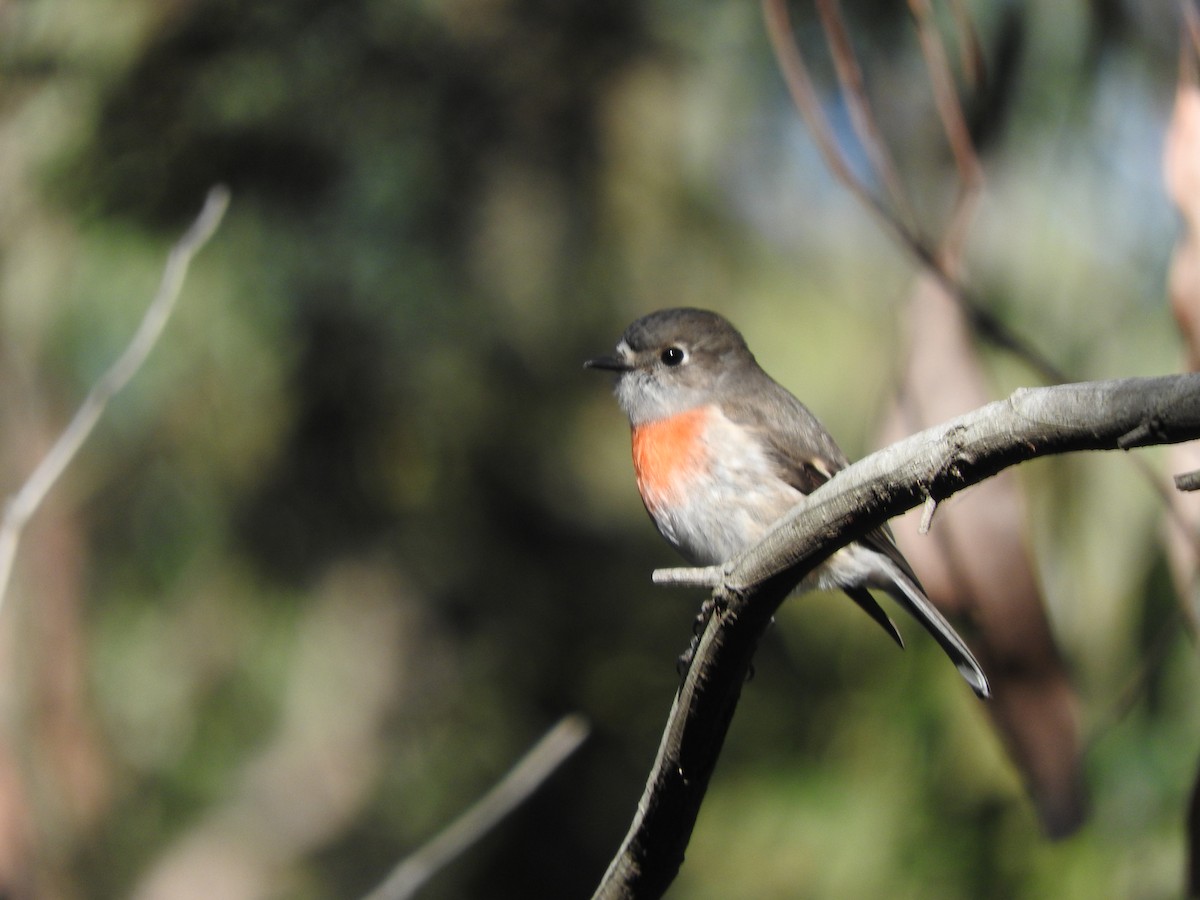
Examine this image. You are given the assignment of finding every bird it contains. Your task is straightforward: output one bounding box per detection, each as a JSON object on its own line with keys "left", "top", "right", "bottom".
{"left": 585, "top": 307, "right": 989, "bottom": 698}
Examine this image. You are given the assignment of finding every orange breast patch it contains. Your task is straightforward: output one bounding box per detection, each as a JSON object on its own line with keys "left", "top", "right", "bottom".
{"left": 631, "top": 407, "right": 711, "bottom": 510}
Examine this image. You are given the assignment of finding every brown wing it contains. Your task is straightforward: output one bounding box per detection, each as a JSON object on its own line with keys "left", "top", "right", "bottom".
{"left": 722, "top": 376, "right": 922, "bottom": 583}
{"left": 721, "top": 370, "right": 989, "bottom": 695}
{"left": 720, "top": 375, "right": 849, "bottom": 492}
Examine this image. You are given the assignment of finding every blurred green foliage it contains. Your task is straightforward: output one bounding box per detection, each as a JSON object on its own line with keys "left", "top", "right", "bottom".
{"left": 0, "top": 0, "right": 1194, "bottom": 897}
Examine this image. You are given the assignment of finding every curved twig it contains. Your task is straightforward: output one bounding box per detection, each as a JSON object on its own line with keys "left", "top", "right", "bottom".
{"left": 365, "top": 715, "right": 591, "bottom": 900}
{"left": 761, "top": 0, "right": 1066, "bottom": 383}
{"left": 0, "top": 186, "right": 230, "bottom": 615}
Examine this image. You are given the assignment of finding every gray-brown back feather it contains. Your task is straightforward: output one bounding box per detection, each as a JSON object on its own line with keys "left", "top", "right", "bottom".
{"left": 721, "top": 361, "right": 990, "bottom": 698}
{"left": 720, "top": 366, "right": 922, "bottom": 587}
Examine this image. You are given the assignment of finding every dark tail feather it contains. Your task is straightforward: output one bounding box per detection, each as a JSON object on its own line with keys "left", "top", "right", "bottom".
{"left": 844, "top": 588, "right": 904, "bottom": 649}
{"left": 876, "top": 561, "right": 991, "bottom": 699}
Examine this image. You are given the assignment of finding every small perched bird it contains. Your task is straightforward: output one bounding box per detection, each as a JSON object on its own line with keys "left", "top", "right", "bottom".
{"left": 586, "top": 307, "right": 989, "bottom": 698}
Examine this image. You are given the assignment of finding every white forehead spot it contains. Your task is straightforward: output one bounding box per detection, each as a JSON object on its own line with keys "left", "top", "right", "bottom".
{"left": 616, "top": 339, "right": 632, "bottom": 356}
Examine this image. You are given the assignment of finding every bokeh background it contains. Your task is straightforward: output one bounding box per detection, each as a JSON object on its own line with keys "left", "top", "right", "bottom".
{"left": 1, "top": 1, "right": 1197, "bottom": 897}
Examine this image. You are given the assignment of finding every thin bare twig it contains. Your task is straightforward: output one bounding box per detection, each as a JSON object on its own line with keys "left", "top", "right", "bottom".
{"left": 761, "top": 0, "right": 872, "bottom": 199}
{"left": 653, "top": 565, "right": 723, "bottom": 588}
{"left": 814, "top": 0, "right": 918, "bottom": 230}
{"left": 947, "top": 0, "right": 987, "bottom": 88}
{"left": 918, "top": 492, "right": 939, "bottom": 533}
{"left": 760, "top": 0, "right": 942, "bottom": 276}
{"left": 364, "top": 714, "right": 591, "bottom": 900}
{"left": 761, "top": 0, "right": 1067, "bottom": 383}
{"left": 909, "top": 0, "right": 983, "bottom": 193}
{"left": 0, "top": 185, "right": 230, "bottom": 614}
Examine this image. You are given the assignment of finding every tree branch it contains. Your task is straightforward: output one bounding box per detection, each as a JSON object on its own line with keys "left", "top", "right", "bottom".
{"left": 761, "top": 0, "right": 1068, "bottom": 384}
{"left": 0, "top": 186, "right": 230, "bottom": 616}
{"left": 813, "top": 0, "right": 918, "bottom": 231}
{"left": 364, "top": 714, "right": 590, "bottom": 900}
{"left": 593, "top": 373, "right": 1200, "bottom": 900}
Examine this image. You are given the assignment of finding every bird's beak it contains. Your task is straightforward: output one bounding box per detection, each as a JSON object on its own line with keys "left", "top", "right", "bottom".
{"left": 583, "top": 354, "right": 632, "bottom": 372}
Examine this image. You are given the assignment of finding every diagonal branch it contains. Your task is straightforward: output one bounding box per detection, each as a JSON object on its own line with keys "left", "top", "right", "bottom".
{"left": 761, "top": 0, "right": 1067, "bottom": 383}
{"left": 909, "top": 0, "right": 983, "bottom": 193}
{"left": 364, "top": 714, "right": 590, "bottom": 900}
{"left": 0, "top": 185, "right": 230, "bottom": 615}
{"left": 814, "top": 0, "right": 918, "bottom": 230}
{"left": 761, "top": 0, "right": 911, "bottom": 245}
{"left": 947, "top": 0, "right": 987, "bottom": 89}
{"left": 593, "top": 373, "right": 1200, "bottom": 900}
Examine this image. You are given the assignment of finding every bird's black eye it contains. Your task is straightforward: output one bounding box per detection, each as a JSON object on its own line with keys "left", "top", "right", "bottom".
{"left": 660, "top": 347, "right": 686, "bottom": 367}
